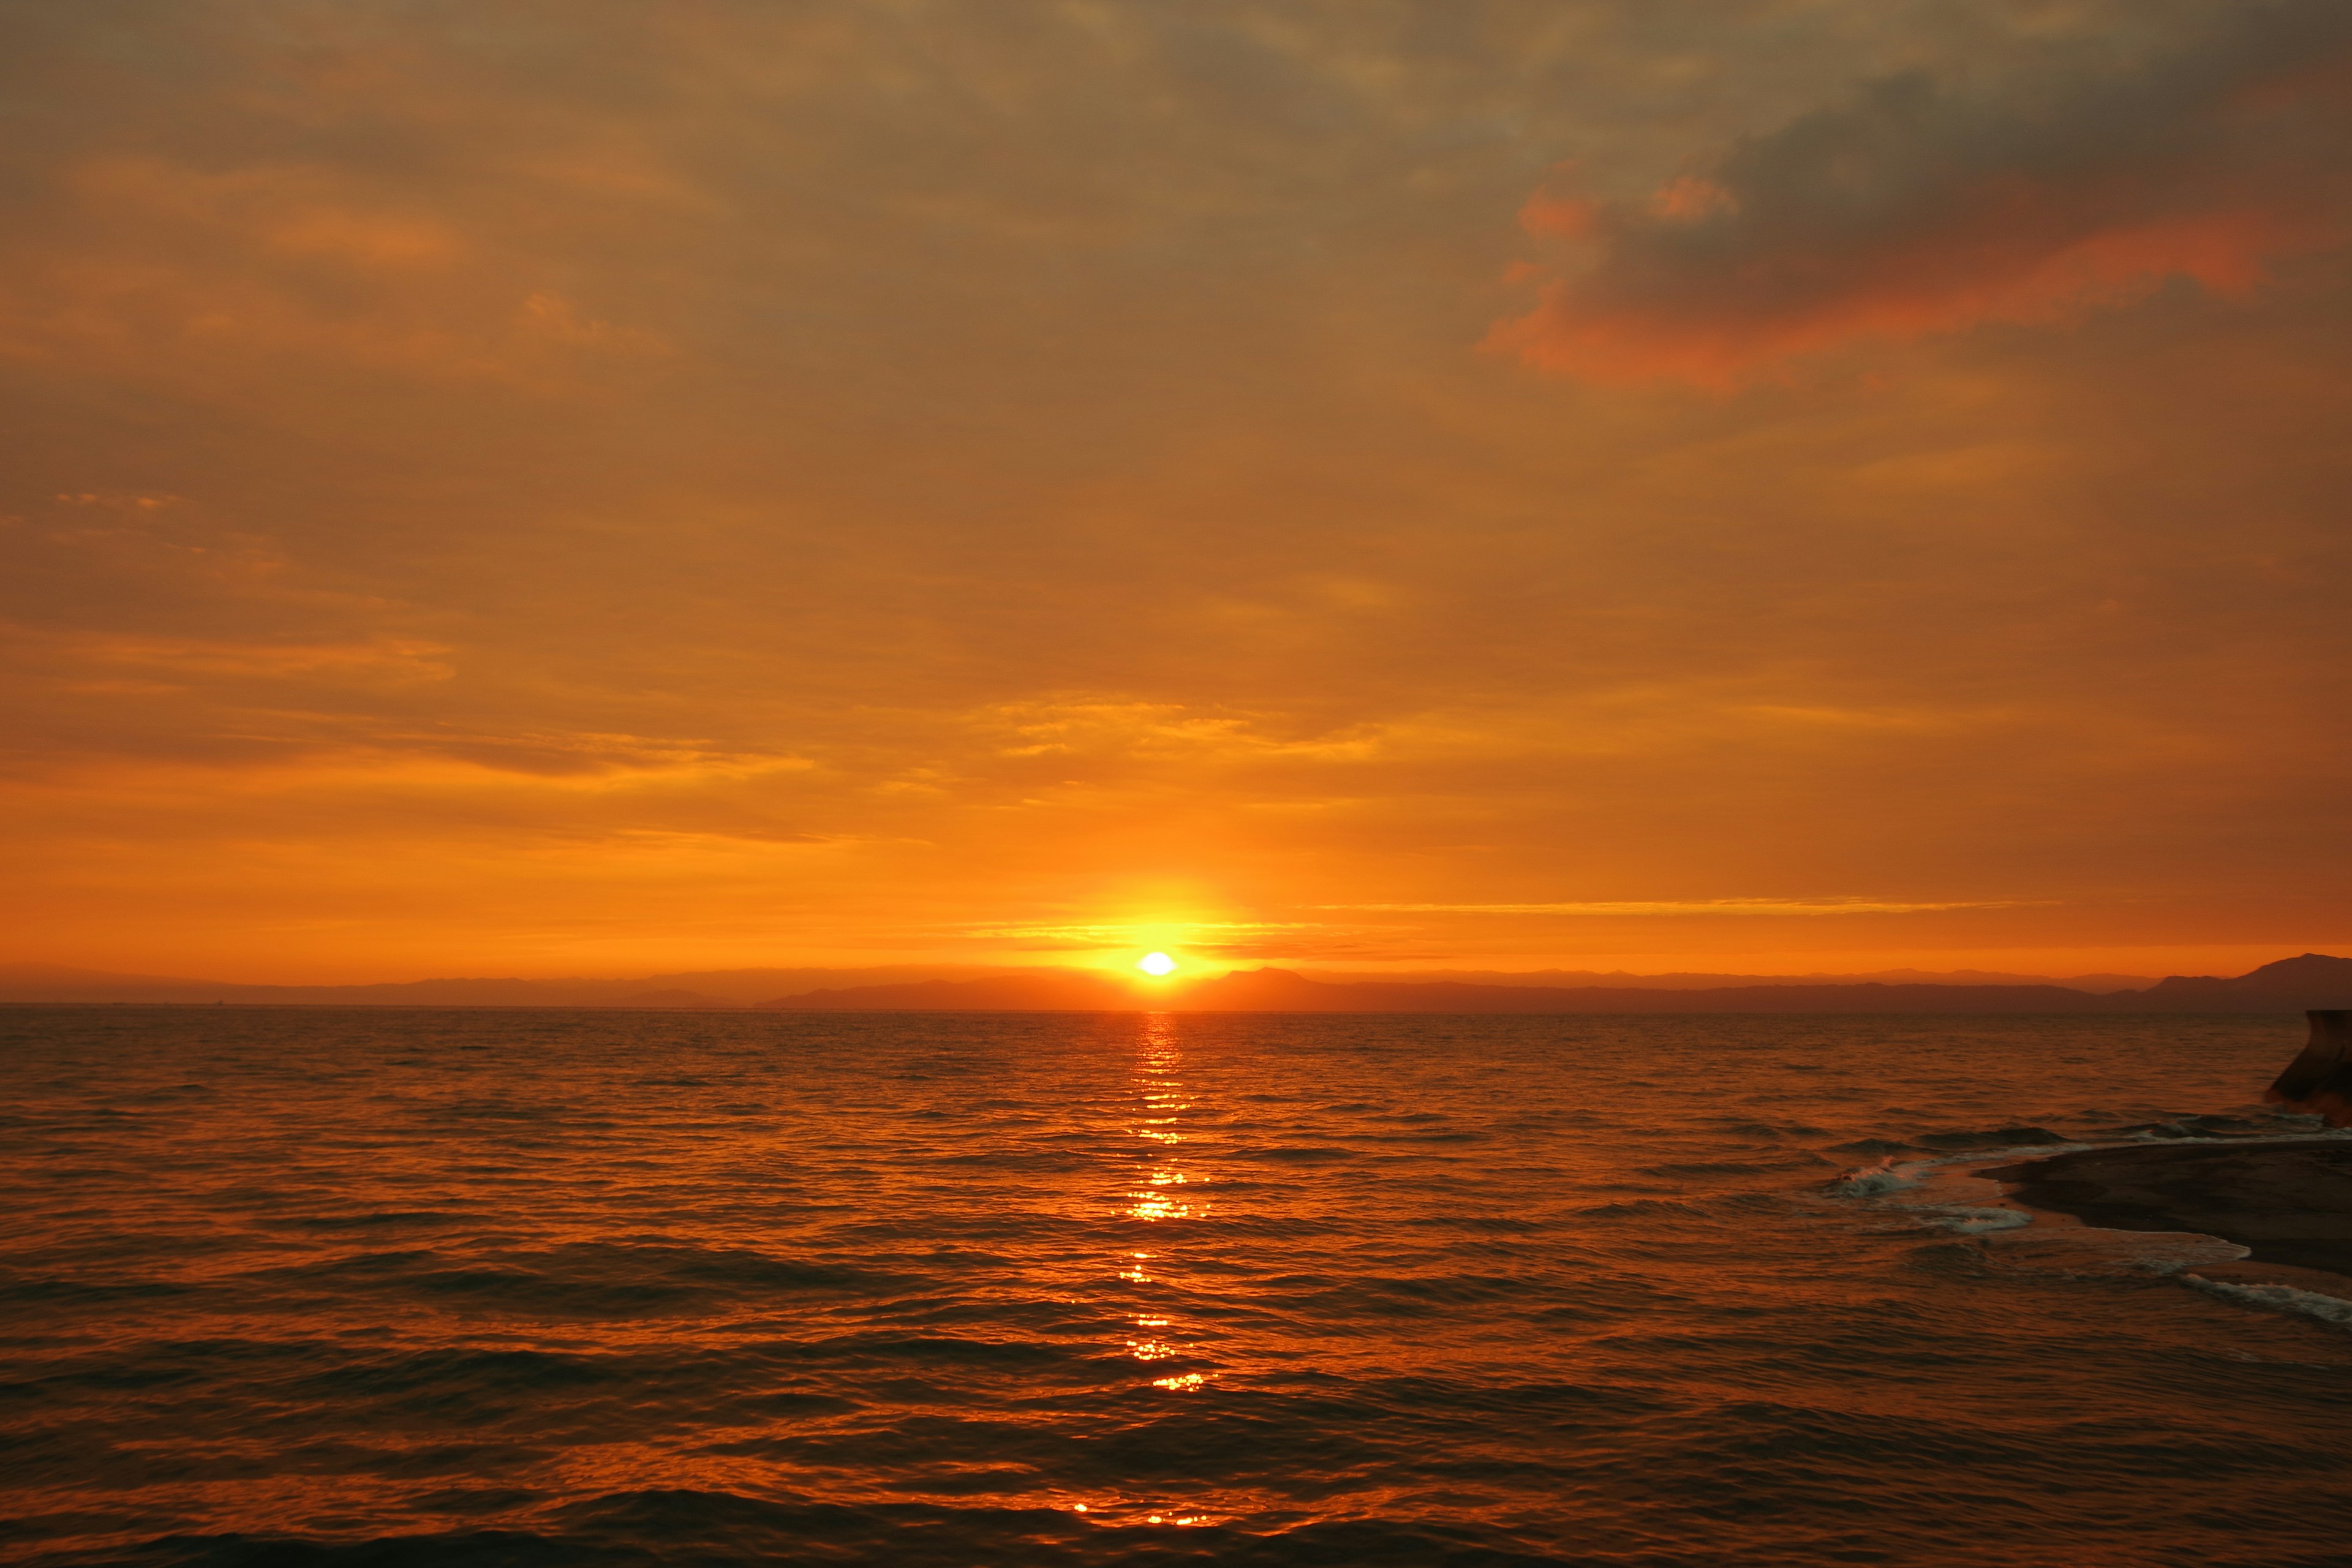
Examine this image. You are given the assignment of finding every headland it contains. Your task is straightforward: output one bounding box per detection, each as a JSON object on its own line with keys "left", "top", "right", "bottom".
{"left": 1980, "top": 1009, "right": 2352, "bottom": 1293}
{"left": 1981, "top": 1139, "right": 2352, "bottom": 1292}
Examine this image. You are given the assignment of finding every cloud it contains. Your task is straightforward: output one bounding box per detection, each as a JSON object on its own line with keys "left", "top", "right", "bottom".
{"left": 1319, "top": 900, "right": 2020, "bottom": 917}
{"left": 1492, "top": 1, "right": 2352, "bottom": 385}
{"left": 974, "top": 699, "right": 1384, "bottom": 765}
{"left": 0, "top": 153, "right": 667, "bottom": 391}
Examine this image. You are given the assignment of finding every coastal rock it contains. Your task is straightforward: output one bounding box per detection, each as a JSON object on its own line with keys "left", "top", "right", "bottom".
{"left": 2265, "top": 1009, "right": 2352, "bottom": 1126}
{"left": 1981, "top": 1138, "right": 2352, "bottom": 1280}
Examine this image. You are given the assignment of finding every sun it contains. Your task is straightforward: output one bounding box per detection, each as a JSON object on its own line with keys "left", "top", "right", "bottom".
{"left": 1136, "top": 952, "right": 1178, "bottom": 977}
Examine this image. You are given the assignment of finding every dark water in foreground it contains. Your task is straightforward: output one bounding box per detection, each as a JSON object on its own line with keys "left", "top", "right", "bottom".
{"left": 4, "top": 1008, "right": 2351, "bottom": 1567}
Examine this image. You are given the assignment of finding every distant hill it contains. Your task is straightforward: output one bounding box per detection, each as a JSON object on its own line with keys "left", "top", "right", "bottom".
{"left": 0, "top": 965, "right": 739, "bottom": 1008}
{"left": 2131, "top": 953, "right": 2352, "bottom": 1011}
{"left": 761, "top": 957, "right": 2352, "bottom": 1013}
{"left": 0, "top": 962, "right": 1020, "bottom": 1008}
{"left": 767, "top": 974, "right": 1141, "bottom": 1012}
{"left": 757, "top": 968, "right": 2118, "bottom": 1013}
{"left": 1290, "top": 967, "right": 2157, "bottom": 993}
{"left": 1190, "top": 972, "right": 2121, "bottom": 1014}
{"left": 9, "top": 954, "right": 2348, "bottom": 1013}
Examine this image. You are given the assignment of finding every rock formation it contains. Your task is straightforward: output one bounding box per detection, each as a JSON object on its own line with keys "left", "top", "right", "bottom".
{"left": 2264, "top": 1009, "right": 2352, "bottom": 1126}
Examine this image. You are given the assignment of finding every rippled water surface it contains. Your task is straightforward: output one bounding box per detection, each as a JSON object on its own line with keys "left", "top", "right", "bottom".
{"left": 5, "top": 1006, "right": 2351, "bottom": 1566}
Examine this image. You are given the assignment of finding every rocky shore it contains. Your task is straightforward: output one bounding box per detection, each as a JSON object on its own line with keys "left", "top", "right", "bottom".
{"left": 1981, "top": 1138, "right": 2352, "bottom": 1292}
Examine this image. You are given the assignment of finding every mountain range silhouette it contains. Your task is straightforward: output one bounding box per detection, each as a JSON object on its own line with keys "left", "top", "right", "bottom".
{"left": 6, "top": 954, "right": 2348, "bottom": 1012}
{"left": 757, "top": 954, "right": 2352, "bottom": 1014}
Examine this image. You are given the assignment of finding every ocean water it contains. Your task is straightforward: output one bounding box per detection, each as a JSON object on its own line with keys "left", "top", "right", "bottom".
{"left": 4, "top": 1006, "right": 2350, "bottom": 1567}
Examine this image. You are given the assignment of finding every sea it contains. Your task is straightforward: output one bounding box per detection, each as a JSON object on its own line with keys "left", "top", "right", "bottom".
{"left": 4, "top": 1006, "right": 2350, "bottom": 1567}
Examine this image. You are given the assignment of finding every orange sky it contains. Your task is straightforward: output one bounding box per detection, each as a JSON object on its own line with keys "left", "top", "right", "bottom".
{"left": 4, "top": 1, "right": 2351, "bottom": 984}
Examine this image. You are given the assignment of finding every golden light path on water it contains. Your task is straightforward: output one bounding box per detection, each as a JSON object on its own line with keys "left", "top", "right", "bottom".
{"left": 1090, "top": 1014, "right": 1215, "bottom": 1528}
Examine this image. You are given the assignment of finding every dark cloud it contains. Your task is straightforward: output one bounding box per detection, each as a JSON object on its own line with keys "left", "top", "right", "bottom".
{"left": 1494, "top": 1, "right": 2352, "bottom": 384}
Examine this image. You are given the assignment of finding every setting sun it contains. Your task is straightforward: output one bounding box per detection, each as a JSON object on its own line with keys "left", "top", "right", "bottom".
{"left": 1136, "top": 952, "right": 1178, "bottom": 977}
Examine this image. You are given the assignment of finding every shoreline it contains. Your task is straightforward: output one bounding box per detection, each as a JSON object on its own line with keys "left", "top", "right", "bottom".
{"left": 1980, "top": 1138, "right": 2352, "bottom": 1294}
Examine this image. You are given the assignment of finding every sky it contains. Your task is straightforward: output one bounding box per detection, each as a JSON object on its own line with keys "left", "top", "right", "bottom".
{"left": 4, "top": 0, "right": 2350, "bottom": 983}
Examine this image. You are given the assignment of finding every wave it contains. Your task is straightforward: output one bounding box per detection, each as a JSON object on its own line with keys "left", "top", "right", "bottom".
{"left": 1830, "top": 1130, "right": 2352, "bottom": 1313}
{"left": 115, "top": 1486, "right": 1574, "bottom": 1568}
{"left": 2184, "top": 1274, "right": 2352, "bottom": 1327}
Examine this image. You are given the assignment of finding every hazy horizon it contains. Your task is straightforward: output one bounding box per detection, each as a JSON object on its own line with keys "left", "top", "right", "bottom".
{"left": 16, "top": 950, "right": 2352, "bottom": 1004}
{"left": 0, "top": 954, "right": 2194, "bottom": 987}
{"left": 6, "top": 948, "right": 2343, "bottom": 995}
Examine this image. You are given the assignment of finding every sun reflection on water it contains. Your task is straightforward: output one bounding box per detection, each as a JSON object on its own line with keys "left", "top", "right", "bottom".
{"left": 1041, "top": 1017, "right": 1240, "bottom": 1529}
{"left": 1074, "top": 1012, "right": 1229, "bottom": 1526}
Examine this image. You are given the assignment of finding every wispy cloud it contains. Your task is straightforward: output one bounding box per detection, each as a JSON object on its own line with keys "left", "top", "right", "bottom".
{"left": 1319, "top": 900, "right": 2022, "bottom": 917}
{"left": 951, "top": 920, "right": 1333, "bottom": 943}
{"left": 974, "top": 699, "right": 1384, "bottom": 764}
